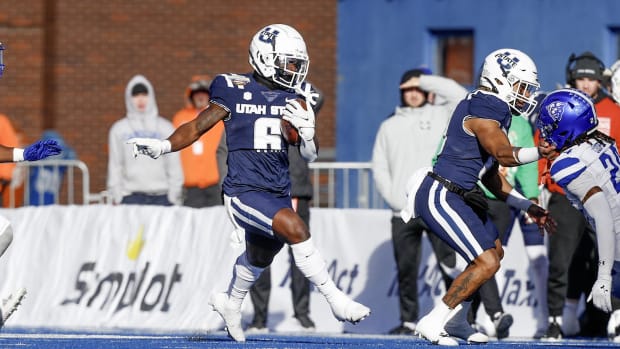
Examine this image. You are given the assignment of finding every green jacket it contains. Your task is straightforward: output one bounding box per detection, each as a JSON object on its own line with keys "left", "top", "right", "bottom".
{"left": 481, "top": 114, "right": 540, "bottom": 200}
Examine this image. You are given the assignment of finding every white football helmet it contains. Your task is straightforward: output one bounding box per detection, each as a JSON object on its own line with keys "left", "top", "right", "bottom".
{"left": 249, "top": 24, "right": 309, "bottom": 89}
{"left": 479, "top": 48, "right": 540, "bottom": 115}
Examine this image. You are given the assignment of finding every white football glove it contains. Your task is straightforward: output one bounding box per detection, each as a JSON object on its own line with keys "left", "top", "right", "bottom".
{"left": 587, "top": 275, "right": 613, "bottom": 313}
{"left": 282, "top": 99, "right": 315, "bottom": 141}
{"left": 127, "top": 138, "right": 171, "bottom": 159}
{"left": 294, "top": 83, "right": 320, "bottom": 108}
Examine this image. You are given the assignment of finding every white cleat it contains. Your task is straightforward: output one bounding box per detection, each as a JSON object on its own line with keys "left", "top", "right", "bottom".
{"left": 416, "top": 314, "right": 458, "bottom": 346}
{"left": 0, "top": 288, "right": 26, "bottom": 328}
{"left": 327, "top": 291, "right": 371, "bottom": 324}
{"left": 209, "top": 293, "right": 245, "bottom": 342}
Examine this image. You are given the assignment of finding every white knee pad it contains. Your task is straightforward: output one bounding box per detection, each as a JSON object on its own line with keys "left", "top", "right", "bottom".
{"left": 0, "top": 215, "right": 13, "bottom": 258}
{"left": 229, "top": 252, "right": 263, "bottom": 294}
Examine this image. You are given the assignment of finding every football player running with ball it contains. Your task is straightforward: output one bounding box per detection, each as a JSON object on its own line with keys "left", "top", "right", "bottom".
{"left": 537, "top": 89, "right": 620, "bottom": 341}
{"left": 127, "top": 24, "right": 370, "bottom": 342}
{"left": 409, "top": 49, "right": 556, "bottom": 345}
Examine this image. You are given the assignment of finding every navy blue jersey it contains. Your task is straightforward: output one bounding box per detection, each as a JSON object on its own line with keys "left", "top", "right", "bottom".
{"left": 433, "top": 91, "right": 512, "bottom": 190}
{"left": 210, "top": 73, "right": 300, "bottom": 196}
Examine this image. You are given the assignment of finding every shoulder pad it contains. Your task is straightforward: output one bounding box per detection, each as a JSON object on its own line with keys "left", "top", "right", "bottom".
{"left": 469, "top": 91, "right": 510, "bottom": 123}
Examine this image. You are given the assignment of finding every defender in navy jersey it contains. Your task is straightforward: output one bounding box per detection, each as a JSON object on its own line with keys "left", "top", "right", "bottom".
{"left": 537, "top": 89, "right": 620, "bottom": 340}
{"left": 127, "top": 24, "right": 370, "bottom": 342}
{"left": 408, "top": 48, "right": 556, "bottom": 344}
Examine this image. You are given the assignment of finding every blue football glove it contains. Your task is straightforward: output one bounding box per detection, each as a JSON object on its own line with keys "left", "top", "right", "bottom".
{"left": 23, "top": 139, "right": 62, "bottom": 161}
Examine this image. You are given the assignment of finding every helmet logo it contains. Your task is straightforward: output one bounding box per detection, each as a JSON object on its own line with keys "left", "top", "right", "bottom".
{"left": 545, "top": 101, "right": 566, "bottom": 122}
{"left": 495, "top": 51, "right": 520, "bottom": 77}
{"left": 258, "top": 27, "right": 280, "bottom": 44}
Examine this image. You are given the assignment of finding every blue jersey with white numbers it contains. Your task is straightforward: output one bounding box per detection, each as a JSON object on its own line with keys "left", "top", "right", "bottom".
{"left": 210, "top": 73, "right": 299, "bottom": 196}
{"left": 433, "top": 90, "right": 512, "bottom": 190}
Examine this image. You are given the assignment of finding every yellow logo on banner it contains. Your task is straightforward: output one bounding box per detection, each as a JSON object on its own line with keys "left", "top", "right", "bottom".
{"left": 127, "top": 225, "right": 145, "bottom": 260}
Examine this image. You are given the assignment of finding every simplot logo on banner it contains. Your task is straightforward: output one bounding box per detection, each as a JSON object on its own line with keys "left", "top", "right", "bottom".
{"left": 59, "top": 224, "right": 183, "bottom": 314}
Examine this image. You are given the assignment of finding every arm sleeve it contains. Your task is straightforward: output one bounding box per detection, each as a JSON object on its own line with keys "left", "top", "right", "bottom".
{"left": 299, "top": 137, "right": 318, "bottom": 162}
{"left": 583, "top": 191, "right": 616, "bottom": 276}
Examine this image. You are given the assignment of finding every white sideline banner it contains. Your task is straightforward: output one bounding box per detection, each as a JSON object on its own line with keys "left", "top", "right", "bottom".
{"left": 0, "top": 206, "right": 542, "bottom": 336}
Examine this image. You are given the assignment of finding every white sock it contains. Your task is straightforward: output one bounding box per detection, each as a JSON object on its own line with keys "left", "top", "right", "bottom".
{"left": 290, "top": 237, "right": 339, "bottom": 300}
{"left": 446, "top": 301, "right": 470, "bottom": 325}
{"left": 228, "top": 252, "right": 263, "bottom": 309}
{"left": 424, "top": 301, "right": 453, "bottom": 327}
{"left": 526, "top": 247, "right": 549, "bottom": 327}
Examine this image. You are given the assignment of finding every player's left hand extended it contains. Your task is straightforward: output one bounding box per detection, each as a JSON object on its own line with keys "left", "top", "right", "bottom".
{"left": 587, "top": 275, "right": 613, "bottom": 313}
{"left": 283, "top": 99, "right": 315, "bottom": 141}
{"left": 526, "top": 204, "right": 557, "bottom": 235}
{"left": 126, "top": 138, "right": 170, "bottom": 159}
{"left": 24, "top": 139, "right": 62, "bottom": 161}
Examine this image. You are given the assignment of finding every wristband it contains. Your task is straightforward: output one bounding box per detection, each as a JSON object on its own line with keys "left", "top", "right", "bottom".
{"left": 512, "top": 147, "right": 540, "bottom": 164}
{"left": 13, "top": 148, "right": 24, "bottom": 162}
{"left": 505, "top": 188, "right": 532, "bottom": 211}
{"left": 162, "top": 140, "right": 172, "bottom": 154}
{"left": 299, "top": 127, "right": 315, "bottom": 141}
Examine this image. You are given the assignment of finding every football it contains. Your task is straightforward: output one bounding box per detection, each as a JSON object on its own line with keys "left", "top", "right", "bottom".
{"left": 280, "top": 98, "right": 306, "bottom": 145}
{"left": 281, "top": 119, "right": 300, "bottom": 145}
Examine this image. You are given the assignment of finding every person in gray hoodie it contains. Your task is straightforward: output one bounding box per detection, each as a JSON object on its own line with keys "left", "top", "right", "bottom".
{"left": 107, "top": 75, "right": 183, "bottom": 205}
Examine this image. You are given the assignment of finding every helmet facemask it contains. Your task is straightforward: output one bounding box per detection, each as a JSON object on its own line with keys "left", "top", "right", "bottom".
{"left": 507, "top": 76, "right": 540, "bottom": 116}
{"left": 273, "top": 52, "right": 309, "bottom": 88}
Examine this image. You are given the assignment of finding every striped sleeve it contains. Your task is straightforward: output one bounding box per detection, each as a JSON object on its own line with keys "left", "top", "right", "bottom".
{"left": 550, "top": 156, "right": 586, "bottom": 188}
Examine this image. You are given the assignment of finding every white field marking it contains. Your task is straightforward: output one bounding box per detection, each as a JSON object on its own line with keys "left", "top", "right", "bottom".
{"left": 0, "top": 333, "right": 179, "bottom": 339}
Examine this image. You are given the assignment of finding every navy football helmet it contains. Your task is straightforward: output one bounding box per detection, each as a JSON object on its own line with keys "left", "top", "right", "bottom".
{"left": 536, "top": 88, "right": 597, "bottom": 149}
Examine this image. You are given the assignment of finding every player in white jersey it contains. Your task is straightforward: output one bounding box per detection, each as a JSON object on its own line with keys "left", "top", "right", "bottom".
{"left": 537, "top": 88, "right": 620, "bottom": 340}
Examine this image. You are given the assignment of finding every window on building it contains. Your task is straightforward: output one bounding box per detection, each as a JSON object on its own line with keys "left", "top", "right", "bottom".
{"left": 430, "top": 30, "right": 474, "bottom": 87}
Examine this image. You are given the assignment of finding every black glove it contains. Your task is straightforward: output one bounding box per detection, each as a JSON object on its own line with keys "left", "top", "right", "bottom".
{"left": 526, "top": 204, "right": 557, "bottom": 235}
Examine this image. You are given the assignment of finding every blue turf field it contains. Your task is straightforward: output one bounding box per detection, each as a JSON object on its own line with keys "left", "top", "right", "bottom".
{"left": 0, "top": 328, "right": 618, "bottom": 349}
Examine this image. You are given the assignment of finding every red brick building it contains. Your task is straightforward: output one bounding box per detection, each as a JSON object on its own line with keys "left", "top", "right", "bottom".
{"left": 0, "top": 0, "right": 336, "bottom": 196}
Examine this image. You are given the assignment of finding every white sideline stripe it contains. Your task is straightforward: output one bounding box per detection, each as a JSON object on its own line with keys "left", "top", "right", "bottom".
{"left": 0, "top": 333, "right": 179, "bottom": 339}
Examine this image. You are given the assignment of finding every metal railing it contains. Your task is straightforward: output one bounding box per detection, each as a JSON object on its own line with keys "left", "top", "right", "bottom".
{"left": 309, "top": 161, "right": 386, "bottom": 209}
{"left": 4, "top": 160, "right": 386, "bottom": 209}
{"left": 6, "top": 159, "right": 97, "bottom": 207}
